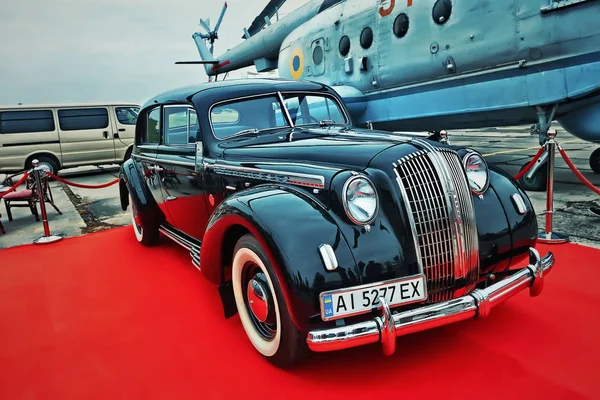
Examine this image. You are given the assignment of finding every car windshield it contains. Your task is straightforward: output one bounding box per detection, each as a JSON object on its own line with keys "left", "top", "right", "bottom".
{"left": 210, "top": 93, "right": 348, "bottom": 140}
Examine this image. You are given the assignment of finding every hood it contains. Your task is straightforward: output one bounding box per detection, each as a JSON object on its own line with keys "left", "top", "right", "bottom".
{"left": 218, "top": 126, "right": 414, "bottom": 169}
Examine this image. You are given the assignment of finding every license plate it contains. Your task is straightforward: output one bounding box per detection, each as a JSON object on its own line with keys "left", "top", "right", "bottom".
{"left": 320, "top": 275, "right": 427, "bottom": 321}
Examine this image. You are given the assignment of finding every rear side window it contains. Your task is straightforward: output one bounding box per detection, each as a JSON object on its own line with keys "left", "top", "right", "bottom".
{"left": 0, "top": 110, "right": 55, "bottom": 134}
{"left": 58, "top": 108, "right": 109, "bottom": 131}
{"left": 142, "top": 107, "right": 161, "bottom": 144}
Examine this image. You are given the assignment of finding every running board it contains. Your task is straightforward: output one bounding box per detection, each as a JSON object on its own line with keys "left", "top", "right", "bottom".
{"left": 159, "top": 225, "right": 202, "bottom": 271}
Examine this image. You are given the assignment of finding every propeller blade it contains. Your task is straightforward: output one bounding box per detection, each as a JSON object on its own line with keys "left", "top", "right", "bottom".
{"left": 213, "top": 2, "right": 228, "bottom": 33}
{"left": 199, "top": 18, "right": 211, "bottom": 33}
{"left": 175, "top": 61, "right": 219, "bottom": 65}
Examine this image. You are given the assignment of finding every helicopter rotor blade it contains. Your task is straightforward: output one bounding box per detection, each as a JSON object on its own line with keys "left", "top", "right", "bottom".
{"left": 199, "top": 18, "right": 211, "bottom": 33}
{"left": 242, "top": 0, "right": 287, "bottom": 39}
{"left": 175, "top": 61, "right": 219, "bottom": 65}
{"left": 213, "top": 2, "right": 228, "bottom": 34}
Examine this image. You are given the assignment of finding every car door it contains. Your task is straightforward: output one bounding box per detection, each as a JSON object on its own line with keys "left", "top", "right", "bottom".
{"left": 111, "top": 105, "right": 139, "bottom": 154}
{"left": 56, "top": 106, "right": 117, "bottom": 166}
{"left": 134, "top": 105, "right": 170, "bottom": 221}
{"left": 155, "top": 104, "right": 210, "bottom": 240}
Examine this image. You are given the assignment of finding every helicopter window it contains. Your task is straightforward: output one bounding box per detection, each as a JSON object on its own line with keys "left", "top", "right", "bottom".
{"left": 313, "top": 45, "right": 324, "bottom": 65}
{"left": 393, "top": 13, "right": 410, "bottom": 38}
{"left": 432, "top": 0, "right": 452, "bottom": 25}
{"left": 339, "top": 35, "right": 350, "bottom": 56}
{"left": 360, "top": 27, "right": 373, "bottom": 49}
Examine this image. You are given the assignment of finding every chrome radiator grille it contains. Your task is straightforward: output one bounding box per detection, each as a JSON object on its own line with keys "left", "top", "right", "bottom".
{"left": 393, "top": 145, "right": 480, "bottom": 302}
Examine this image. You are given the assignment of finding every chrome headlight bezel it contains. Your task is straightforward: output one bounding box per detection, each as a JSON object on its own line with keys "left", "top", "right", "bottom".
{"left": 342, "top": 174, "right": 379, "bottom": 226}
{"left": 462, "top": 150, "right": 490, "bottom": 195}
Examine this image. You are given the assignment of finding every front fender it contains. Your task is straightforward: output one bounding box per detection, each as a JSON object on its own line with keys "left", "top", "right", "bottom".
{"left": 488, "top": 164, "right": 538, "bottom": 266}
{"left": 119, "top": 159, "right": 163, "bottom": 226}
{"left": 200, "top": 185, "right": 358, "bottom": 332}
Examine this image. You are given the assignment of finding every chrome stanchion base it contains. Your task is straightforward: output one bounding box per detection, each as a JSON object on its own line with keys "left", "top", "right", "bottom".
{"left": 537, "top": 231, "right": 570, "bottom": 244}
{"left": 34, "top": 235, "right": 63, "bottom": 245}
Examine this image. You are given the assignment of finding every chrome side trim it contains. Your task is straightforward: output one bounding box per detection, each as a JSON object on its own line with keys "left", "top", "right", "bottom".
{"left": 154, "top": 158, "right": 196, "bottom": 168}
{"left": 318, "top": 244, "right": 338, "bottom": 272}
{"left": 159, "top": 225, "right": 202, "bottom": 270}
{"left": 511, "top": 193, "right": 527, "bottom": 215}
{"left": 307, "top": 249, "right": 554, "bottom": 354}
{"left": 207, "top": 163, "right": 325, "bottom": 189}
{"left": 133, "top": 154, "right": 156, "bottom": 163}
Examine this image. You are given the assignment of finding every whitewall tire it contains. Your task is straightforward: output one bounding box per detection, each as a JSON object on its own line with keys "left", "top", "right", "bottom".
{"left": 128, "top": 193, "right": 158, "bottom": 246}
{"left": 231, "top": 234, "right": 307, "bottom": 367}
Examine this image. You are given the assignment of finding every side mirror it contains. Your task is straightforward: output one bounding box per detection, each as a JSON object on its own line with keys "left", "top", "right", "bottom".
{"left": 195, "top": 141, "right": 204, "bottom": 173}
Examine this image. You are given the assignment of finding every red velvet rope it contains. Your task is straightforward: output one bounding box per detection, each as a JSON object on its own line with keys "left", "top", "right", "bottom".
{"left": 0, "top": 171, "right": 30, "bottom": 199}
{"left": 513, "top": 146, "right": 546, "bottom": 181}
{"left": 558, "top": 147, "right": 600, "bottom": 196}
{"left": 46, "top": 172, "right": 119, "bottom": 189}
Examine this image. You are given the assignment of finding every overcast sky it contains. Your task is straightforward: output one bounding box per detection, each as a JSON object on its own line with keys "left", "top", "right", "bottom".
{"left": 0, "top": 0, "right": 308, "bottom": 106}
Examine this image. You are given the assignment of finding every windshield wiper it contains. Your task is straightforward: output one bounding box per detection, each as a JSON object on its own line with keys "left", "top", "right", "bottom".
{"left": 319, "top": 120, "right": 337, "bottom": 127}
{"left": 232, "top": 128, "right": 259, "bottom": 136}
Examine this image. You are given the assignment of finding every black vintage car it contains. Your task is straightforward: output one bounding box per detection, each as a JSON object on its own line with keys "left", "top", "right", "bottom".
{"left": 119, "top": 78, "right": 555, "bottom": 367}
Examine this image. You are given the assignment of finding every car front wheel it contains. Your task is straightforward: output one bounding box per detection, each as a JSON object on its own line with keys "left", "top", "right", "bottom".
{"left": 231, "top": 234, "right": 307, "bottom": 368}
{"left": 128, "top": 193, "right": 158, "bottom": 246}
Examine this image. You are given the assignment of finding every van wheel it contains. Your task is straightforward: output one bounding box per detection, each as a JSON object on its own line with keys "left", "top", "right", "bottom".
{"left": 231, "top": 234, "right": 307, "bottom": 368}
{"left": 128, "top": 194, "right": 159, "bottom": 246}
{"left": 27, "top": 156, "right": 59, "bottom": 175}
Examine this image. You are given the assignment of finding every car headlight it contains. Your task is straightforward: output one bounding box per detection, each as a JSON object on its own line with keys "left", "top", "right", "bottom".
{"left": 463, "top": 151, "right": 490, "bottom": 195}
{"left": 343, "top": 175, "right": 378, "bottom": 225}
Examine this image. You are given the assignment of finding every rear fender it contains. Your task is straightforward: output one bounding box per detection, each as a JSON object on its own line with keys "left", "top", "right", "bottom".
{"left": 200, "top": 185, "right": 358, "bottom": 332}
{"left": 119, "top": 159, "right": 164, "bottom": 226}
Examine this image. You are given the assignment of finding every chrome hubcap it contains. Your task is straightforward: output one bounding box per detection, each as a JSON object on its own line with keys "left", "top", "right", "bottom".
{"left": 247, "top": 278, "right": 269, "bottom": 323}
{"left": 243, "top": 268, "right": 276, "bottom": 341}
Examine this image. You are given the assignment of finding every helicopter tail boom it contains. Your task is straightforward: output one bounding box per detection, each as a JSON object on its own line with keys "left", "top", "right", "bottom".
{"left": 206, "top": 0, "right": 323, "bottom": 76}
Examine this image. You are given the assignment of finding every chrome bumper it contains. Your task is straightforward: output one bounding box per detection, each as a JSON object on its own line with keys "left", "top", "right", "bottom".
{"left": 307, "top": 248, "right": 554, "bottom": 355}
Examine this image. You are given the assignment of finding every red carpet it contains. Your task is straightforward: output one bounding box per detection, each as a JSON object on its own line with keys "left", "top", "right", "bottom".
{"left": 0, "top": 227, "right": 598, "bottom": 399}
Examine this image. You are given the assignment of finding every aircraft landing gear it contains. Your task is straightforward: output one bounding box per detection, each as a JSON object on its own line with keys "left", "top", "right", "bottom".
{"left": 519, "top": 105, "right": 559, "bottom": 192}
{"left": 518, "top": 160, "right": 548, "bottom": 191}
{"left": 590, "top": 148, "right": 600, "bottom": 174}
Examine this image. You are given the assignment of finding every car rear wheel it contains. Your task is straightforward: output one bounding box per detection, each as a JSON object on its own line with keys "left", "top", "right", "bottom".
{"left": 128, "top": 193, "right": 158, "bottom": 246}
{"left": 231, "top": 234, "right": 307, "bottom": 368}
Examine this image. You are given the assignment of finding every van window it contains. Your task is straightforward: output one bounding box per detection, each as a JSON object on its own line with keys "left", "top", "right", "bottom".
{"left": 58, "top": 108, "right": 109, "bottom": 131}
{"left": 116, "top": 107, "right": 139, "bottom": 125}
{"left": 143, "top": 107, "right": 161, "bottom": 144}
{"left": 0, "top": 110, "right": 55, "bottom": 134}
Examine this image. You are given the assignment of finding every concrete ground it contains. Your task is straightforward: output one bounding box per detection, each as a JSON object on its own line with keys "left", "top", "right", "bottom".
{"left": 0, "top": 125, "right": 598, "bottom": 250}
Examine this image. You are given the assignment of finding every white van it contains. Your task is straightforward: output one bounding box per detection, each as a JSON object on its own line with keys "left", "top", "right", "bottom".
{"left": 0, "top": 102, "right": 140, "bottom": 174}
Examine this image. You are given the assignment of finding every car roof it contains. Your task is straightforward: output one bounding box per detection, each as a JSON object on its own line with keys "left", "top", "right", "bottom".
{"left": 141, "top": 78, "right": 331, "bottom": 110}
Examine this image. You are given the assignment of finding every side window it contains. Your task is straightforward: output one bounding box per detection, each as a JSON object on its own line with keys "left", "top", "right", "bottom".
{"left": 115, "top": 107, "right": 139, "bottom": 125}
{"left": 58, "top": 108, "right": 109, "bottom": 131}
{"left": 142, "top": 107, "right": 161, "bottom": 144}
{"left": 0, "top": 110, "right": 55, "bottom": 134}
{"left": 164, "top": 106, "right": 198, "bottom": 145}
{"left": 282, "top": 94, "right": 347, "bottom": 125}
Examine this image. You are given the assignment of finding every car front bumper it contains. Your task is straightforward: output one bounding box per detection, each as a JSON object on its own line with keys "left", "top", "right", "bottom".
{"left": 306, "top": 248, "right": 554, "bottom": 355}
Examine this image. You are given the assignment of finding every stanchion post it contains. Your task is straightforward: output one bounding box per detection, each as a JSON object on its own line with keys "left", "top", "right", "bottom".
{"left": 537, "top": 130, "right": 569, "bottom": 244}
{"left": 32, "top": 160, "right": 63, "bottom": 245}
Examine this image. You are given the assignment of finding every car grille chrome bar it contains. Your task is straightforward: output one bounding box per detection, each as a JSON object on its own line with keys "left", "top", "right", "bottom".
{"left": 393, "top": 145, "right": 479, "bottom": 303}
